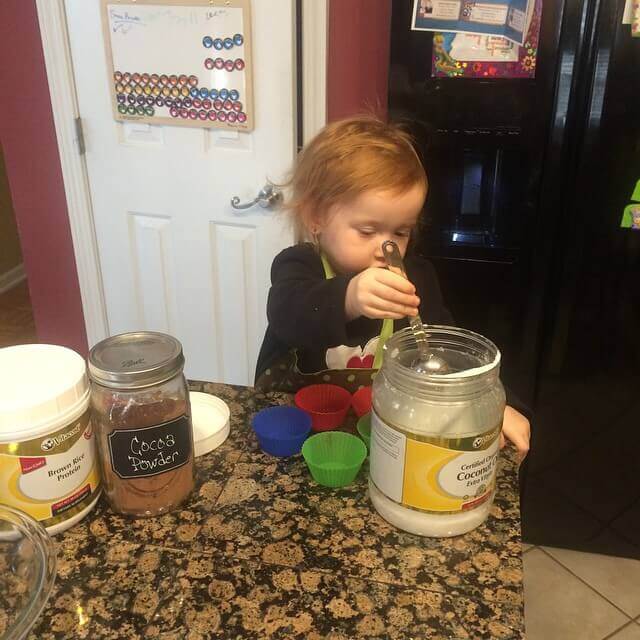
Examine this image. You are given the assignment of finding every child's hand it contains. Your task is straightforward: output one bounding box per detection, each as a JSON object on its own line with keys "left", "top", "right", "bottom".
{"left": 500, "top": 405, "right": 530, "bottom": 463}
{"left": 345, "top": 267, "right": 420, "bottom": 321}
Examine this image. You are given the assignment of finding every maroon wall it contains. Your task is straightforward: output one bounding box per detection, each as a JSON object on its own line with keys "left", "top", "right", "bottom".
{"left": 0, "top": 1, "right": 88, "bottom": 355}
{"left": 327, "top": 0, "right": 392, "bottom": 122}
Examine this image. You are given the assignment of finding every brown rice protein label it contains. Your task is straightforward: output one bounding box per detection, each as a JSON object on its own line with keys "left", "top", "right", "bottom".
{"left": 0, "top": 411, "right": 101, "bottom": 528}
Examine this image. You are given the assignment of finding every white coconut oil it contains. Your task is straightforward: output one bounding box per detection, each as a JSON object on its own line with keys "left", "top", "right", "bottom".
{"left": 369, "top": 326, "right": 505, "bottom": 537}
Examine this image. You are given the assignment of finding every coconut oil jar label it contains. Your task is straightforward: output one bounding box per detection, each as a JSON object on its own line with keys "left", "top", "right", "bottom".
{"left": 108, "top": 416, "right": 192, "bottom": 479}
{"left": 369, "top": 411, "right": 500, "bottom": 514}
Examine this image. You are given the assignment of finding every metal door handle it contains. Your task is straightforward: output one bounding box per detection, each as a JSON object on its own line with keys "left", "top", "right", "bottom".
{"left": 230, "top": 183, "right": 283, "bottom": 210}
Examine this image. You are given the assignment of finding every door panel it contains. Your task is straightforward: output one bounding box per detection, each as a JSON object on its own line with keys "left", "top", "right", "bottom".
{"left": 64, "top": 0, "right": 296, "bottom": 382}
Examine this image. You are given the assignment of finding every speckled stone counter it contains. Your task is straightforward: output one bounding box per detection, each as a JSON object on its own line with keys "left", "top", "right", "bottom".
{"left": 29, "top": 383, "right": 525, "bottom": 640}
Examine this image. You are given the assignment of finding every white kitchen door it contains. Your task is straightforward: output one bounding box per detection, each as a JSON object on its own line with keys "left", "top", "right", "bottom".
{"left": 64, "top": 0, "right": 296, "bottom": 384}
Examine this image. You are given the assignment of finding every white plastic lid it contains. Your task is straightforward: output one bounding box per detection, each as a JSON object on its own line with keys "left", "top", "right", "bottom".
{"left": 0, "top": 344, "right": 89, "bottom": 439}
{"left": 189, "top": 392, "right": 230, "bottom": 457}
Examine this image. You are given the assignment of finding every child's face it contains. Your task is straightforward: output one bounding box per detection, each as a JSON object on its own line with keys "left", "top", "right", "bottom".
{"left": 317, "top": 184, "right": 425, "bottom": 275}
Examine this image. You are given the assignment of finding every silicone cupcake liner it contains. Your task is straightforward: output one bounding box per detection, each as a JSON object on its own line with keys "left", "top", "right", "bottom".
{"left": 351, "top": 386, "right": 372, "bottom": 418}
{"left": 301, "top": 431, "right": 367, "bottom": 487}
{"left": 252, "top": 405, "right": 312, "bottom": 457}
{"left": 356, "top": 413, "right": 371, "bottom": 452}
{"left": 294, "top": 384, "right": 352, "bottom": 431}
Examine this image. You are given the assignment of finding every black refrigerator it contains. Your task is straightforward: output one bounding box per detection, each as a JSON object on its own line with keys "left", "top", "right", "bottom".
{"left": 388, "top": 0, "right": 640, "bottom": 558}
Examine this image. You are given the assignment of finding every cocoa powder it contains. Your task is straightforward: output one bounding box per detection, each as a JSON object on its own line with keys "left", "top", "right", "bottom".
{"left": 93, "top": 391, "right": 195, "bottom": 517}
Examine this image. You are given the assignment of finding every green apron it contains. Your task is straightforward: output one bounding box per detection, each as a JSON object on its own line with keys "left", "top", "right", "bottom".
{"left": 255, "top": 253, "right": 394, "bottom": 394}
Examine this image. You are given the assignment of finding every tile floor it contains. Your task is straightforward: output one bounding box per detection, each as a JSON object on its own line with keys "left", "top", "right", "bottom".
{"left": 523, "top": 541, "right": 640, "bottom": 639}
{"left": 2, "top": 282, "right": 639, "bottom": 639}
{"left": 521, "top": 373, "right": 640, "bottom": 637}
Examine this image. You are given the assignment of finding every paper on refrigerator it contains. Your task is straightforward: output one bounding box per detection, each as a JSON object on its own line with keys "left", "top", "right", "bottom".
{"left": 412, "top": 0, "right": 534, "bottom": 45}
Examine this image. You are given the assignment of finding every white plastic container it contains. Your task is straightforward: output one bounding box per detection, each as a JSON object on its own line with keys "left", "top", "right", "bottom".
{"left": 0, "top": 345, "right": 101, "bottom": 535}
{"left": 370, "top": 326, "right": 505, "bottom": 538}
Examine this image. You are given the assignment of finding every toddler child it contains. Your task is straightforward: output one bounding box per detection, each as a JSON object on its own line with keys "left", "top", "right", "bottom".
{"left": 255, "top": 116, "right": 529, "bottom": 459}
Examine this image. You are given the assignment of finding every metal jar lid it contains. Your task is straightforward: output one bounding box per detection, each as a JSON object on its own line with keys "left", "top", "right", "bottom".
{"left": 88, "top": 331, "right": 185, "bottom": 389}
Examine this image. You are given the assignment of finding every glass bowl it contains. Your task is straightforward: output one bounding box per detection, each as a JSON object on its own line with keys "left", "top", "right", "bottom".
{"left": 0, "top": 505, "right": 56, "bottom": 640}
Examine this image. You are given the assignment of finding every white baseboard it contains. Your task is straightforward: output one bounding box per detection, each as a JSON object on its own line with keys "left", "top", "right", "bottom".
{"left": 0, "top": 263, "right": 26, "bottom": 295}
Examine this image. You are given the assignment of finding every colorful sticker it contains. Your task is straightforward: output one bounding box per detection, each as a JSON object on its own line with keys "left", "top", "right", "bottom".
{"left": 620, "top": 180, "right": 640, "bottom": 229}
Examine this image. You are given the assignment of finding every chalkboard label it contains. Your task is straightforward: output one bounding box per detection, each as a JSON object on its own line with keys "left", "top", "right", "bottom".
{"left": 108, "top": 416, "right": 192, "bottom": 480}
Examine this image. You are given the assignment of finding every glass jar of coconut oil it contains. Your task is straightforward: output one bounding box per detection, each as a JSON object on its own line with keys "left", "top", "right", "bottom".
{"left": 369, "top": 326, "right": 505, "bottom": 537}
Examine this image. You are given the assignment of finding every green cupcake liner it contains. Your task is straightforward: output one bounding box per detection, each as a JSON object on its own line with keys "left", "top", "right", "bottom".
{"left": 356, "top": 413, "right": 371, "bottom": 452}
{"left": 301, "top": 431, "right": 367, "bottom": 488}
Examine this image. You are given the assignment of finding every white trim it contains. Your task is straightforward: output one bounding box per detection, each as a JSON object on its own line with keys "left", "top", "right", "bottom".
{"left": 35, "top": 0, "right": 109, "bottom": 347}
{"left": 0, "top": 264, "right": 26, "bottom": 295}
{"left": 302, "top": 0, "right": 328, "bottom": 143}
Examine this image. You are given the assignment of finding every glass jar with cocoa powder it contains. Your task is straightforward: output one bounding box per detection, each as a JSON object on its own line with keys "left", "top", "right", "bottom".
{"left": 88, "top": 332, "right": 195, "bottom": 517}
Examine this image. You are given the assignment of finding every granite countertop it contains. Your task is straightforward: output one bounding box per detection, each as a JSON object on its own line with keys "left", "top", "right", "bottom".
{"left": 29, "top": 383, "right": 525, "bottom": 640}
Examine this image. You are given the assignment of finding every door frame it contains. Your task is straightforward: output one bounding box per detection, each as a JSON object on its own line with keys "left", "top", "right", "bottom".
{"left": 35, "top": 0, "right": 327, "bottom": 347}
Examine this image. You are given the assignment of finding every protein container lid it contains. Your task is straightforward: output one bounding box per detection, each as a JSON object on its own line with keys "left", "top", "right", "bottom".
{"left": 189, "top": 392, "right": 230, "bottom": 456}
{"left": 0, "top": 344, "right": 89, "bottom": 438}
{"left": 88, "top": 331, "right": 185, "bottom": 389}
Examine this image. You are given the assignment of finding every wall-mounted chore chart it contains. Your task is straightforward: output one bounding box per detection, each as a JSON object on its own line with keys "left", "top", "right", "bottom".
{"left": 101, "top": 0, "right": 254, "bottom": 131}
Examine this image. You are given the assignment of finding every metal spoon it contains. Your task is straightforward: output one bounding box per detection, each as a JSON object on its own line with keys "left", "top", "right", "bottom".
{"left": 382, "top": 241, "right": 449, "bottom": 374}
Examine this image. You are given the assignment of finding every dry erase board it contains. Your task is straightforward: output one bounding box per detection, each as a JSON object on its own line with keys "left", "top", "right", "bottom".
{"left": 102, "top": 0, "right": 254, "bottom": 131}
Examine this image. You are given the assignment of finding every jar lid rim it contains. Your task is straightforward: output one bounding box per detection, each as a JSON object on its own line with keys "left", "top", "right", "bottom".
{"left": 382, "top": 325, "right": 501, "bottom": 383}
{"left": 88, "top": 331, "right": 184, "bottom": 389}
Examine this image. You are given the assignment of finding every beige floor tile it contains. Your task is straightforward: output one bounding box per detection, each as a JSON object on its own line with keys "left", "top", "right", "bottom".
{"left": 522, "top": 542, "right": 534, "bottom": 552}
{"left": 543, "top": 533, "right": 640, "bottom": 617}
{"left": 607, "top": 622, "right": 640, "bottom": 640}
{"left": 524, "top": 548, "right": 628, "bottom": 640}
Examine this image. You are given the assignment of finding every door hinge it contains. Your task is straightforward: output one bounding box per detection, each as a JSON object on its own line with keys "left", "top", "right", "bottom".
{"left": 74, "top": 117, "right": 86, "bottom": 156}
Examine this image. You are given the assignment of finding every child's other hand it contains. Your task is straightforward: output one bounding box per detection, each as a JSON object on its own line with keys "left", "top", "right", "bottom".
{"left": 346, "top": 267, "right": 420, "bottom": 321}
{"left": 500, "top": 405, "right": 530, "bottom": 463}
